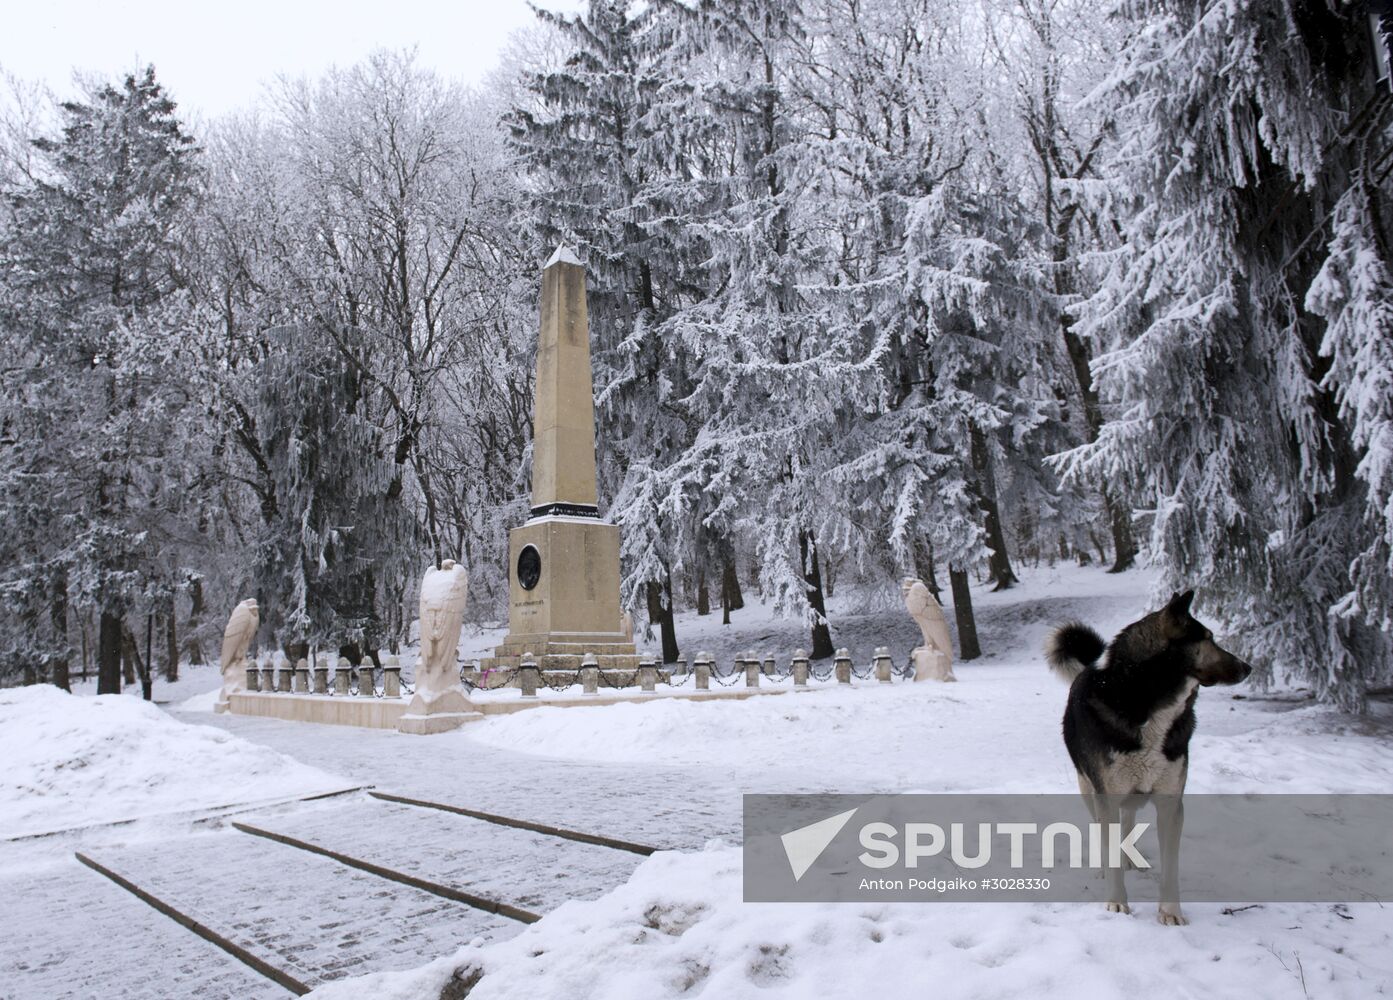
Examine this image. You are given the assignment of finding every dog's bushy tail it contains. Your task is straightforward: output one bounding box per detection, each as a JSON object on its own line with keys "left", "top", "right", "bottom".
{"left": 1045, "top": 622, "right": 1106, "bottom": 682}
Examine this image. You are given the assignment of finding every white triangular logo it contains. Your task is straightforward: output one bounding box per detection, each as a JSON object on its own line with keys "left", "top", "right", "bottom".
{"left": 781, "top": 808, "right": 859, "bottom": 882}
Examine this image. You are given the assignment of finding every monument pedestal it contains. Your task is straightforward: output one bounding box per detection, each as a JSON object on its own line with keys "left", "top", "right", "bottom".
{"left": 502, "top": 516, "right": 630, "bottom": 646}
{"left": 397, "top": 689, "right": 483, "bottom": 735}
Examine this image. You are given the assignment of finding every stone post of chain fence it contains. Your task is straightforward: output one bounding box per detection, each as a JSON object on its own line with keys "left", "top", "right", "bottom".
{"left": 792, "top": 648, "right": 809, "bottom": 687}
{"left": 581, "top": 652, "right": 599, "bottom": 695}
{"left": 834, "top": 648, "right": 852, "bottom": 684}
{"left": 260, "top": 659, "right": 276, "bottom": 694}
{"left": 357, "top": 659, "right": 376, "bottom": 697}
{"left": 246, "top": 661, "right": 260, "bottom": 692}
{"left": 874, "top": 646, "right": 892, "bottom": 684}
{"left": 745, "top": 654, "right": 760, "bottom": 688}
{"left": 695, "top": 651, "right": 712, "bottom": 690}
{"left": 639, "top": 656, "right": 657, "bottom": 692}
{"left": 762, "top": 652, "right": 775, "bottom": 676}
{"left": 294, "top": 658, "right": 310, "bottom": 693}
{"left": 383, "top": 655, "right": 401, "bottom": 698}
{"left": 313, "top": 655, "right": 330, "bottom": 694}
{"left": 334, "top": 658, "right": 352, "bottom": 696}
{"left": 520, "top": 651, "right": 539, "bottom": 698}
{"left": 277, "top": 659, "right": 293, "bottom": 693}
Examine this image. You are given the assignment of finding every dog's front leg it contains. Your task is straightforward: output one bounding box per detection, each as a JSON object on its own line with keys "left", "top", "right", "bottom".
{"left": 1098, "top": 795, "right": 1130, "bottom": 914}
{"left": 1120, "top": 803, "right": 1138, "bottom": 870}
{"left": 1155, "top": 796, "right": 1186, "bottom": 925}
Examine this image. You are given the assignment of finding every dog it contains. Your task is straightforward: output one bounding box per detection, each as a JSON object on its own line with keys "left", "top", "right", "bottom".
{"left": 1045, "top": 590, "right": 1251, "bottom": 925}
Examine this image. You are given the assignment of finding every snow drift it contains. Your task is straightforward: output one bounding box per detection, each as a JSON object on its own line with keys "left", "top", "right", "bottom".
{"left": 306, "top": 841, "right": 1390, "bottom": 1000}
{"left": 0, "top": 684, "right": 349, "bottom": 838}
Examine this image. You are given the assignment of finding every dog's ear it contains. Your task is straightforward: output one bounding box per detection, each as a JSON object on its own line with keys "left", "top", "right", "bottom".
{"left": 1166, "top": 590, "right": 1195, "bottom": 616}
{"left": 1160, "top": 590, "right": 1196, "bottom": 636}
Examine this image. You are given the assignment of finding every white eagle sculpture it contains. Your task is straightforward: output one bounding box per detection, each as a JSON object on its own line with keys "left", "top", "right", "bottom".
{"left": 902, "top": 579, "right": 956, "bottom": 682}
{"left": 215, "top": 598, "right": 259, "bottom": 712}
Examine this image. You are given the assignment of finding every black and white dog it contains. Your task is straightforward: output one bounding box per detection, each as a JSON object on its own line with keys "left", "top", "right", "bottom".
{"left": 1046, "top": 590, "right": 1251, "bottom": 925}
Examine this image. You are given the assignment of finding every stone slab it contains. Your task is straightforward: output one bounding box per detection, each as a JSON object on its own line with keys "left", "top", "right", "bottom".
{"left": 397, "top": 711, "right": 480, "bottom": 735}
{"left": 230, "top": 692, "right": 407, "bottom": 730}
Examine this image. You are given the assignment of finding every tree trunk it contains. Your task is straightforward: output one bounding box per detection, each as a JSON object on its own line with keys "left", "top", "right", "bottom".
{"left": 660, "top": 571, "right": 679, "bottom": 663}
{"left": 800, "top": 531, "right": 835, "bottom": 660}
{"left": 142, "top": 615, "right": 154, "bottom": 701}
{"left": 970, "top": 426, "right": 1018, "bottom": 590}
{"left": 163, "top": 594, "right": 179, "bottom": 682}
{"left": 949, "top": 566, "right": 981, "bottom": 661}
{"left": 721, "top": 553, "right": 744, "bottom": 612}
{"left": 120, "top": 622, "right": 153, "bottom": 701}
{"left": 645, "top": 578, "right": 680, "bottom": 664}
{"left": 80, "top": 614, "right": 90, "bottom": 680}
{"left": 50, "top": 569, "right": 70, "bottom": 692}
{"left": 184, "top": 575, "right": 206, "bottom": 665}
{"left": 913, "top": 538, "right": 943, "bottom": 602}
{"left": 1054, "top": 193, "right": 1138, "bottom": 574}
{"left": 97, "top": 611, "right": 123, "bottom": 694}
{"left": 1103, "top": 490, "right": 1136, "bottom": 573}
{"left": 120, "top": 627, "right": 136, "bottom": 687}
{"left": 696, "top": 571, "right": 710, "bottom": 616}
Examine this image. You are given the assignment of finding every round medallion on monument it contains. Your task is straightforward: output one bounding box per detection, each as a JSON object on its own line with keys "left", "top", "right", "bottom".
{"left": 517, "top": 544, "right": 542, "bottom": 590}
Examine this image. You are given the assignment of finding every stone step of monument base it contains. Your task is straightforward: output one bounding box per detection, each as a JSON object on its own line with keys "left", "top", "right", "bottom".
{"left": 469, "top": 653, "right": 665, "bottom": 690}
{"left": 490, "top": 640, "right": 639, "bottom": 659}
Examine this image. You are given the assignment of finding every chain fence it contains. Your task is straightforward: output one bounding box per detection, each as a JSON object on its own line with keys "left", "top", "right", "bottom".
{"left": 256, "top": 650, "right": 920, "bottom": 699}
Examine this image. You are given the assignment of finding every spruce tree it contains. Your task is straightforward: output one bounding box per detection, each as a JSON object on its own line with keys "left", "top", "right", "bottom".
{"left": 0, "top": 67, "right": 199, "bottom": 693}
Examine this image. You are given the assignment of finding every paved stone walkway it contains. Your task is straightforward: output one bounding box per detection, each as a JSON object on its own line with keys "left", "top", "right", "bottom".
{"left": 83, "top": 829, "right": 517, "bottom": 990}
{"left": 239, "top": 795, "right": 645, "bottom": 913}
{"left": 0, "top": 859, "right": 291, "bottom": 1000}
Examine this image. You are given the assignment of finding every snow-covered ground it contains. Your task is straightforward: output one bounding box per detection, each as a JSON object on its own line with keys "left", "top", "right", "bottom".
{"left": 66, "top": 659, "right": 227, "bottom": 708}
{"left": 0, "top": 684, "right": 351, "bottom": 839}
{"left": 7, "top": 564, "right": 1391, "bottom": 998}
{"left": 309, "top": 843, "right": 1390, "bottom": 1000}
{"left": 298, "top": 564, "right": 1393, "bottom": 999}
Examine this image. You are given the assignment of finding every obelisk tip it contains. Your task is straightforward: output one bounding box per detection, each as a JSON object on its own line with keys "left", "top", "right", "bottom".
{"left": 546, "top": 244, "right": 584, "bottom": 269}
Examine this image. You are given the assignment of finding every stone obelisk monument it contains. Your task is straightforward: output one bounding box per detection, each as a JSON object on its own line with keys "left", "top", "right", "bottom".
{"left": 483, "top": 247, "right": 639, "bottom": 677}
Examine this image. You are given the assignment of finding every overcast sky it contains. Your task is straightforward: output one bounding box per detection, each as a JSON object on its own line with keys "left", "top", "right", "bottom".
{"left": 0, "top": 0, "right": 579, "bottom": 120}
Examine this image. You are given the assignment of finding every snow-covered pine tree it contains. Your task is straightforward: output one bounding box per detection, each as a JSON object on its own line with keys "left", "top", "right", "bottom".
{"left": 979, "top": 0, "right": 1130, "bottom": 572}
{"left": 0, "top": 67, "right": 200, "bottom": 693}
{"left": 250, "top": 324, "right": 420, "bottom": 660}
{"left": 1066, "top": 0, "right": 1393, "bottom": 708}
